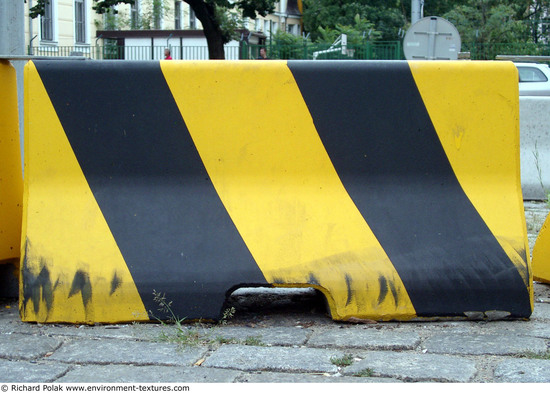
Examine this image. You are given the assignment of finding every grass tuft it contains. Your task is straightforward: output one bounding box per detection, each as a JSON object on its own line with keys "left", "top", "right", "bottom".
{"left": 330, "top": 354, "right": 354, "bottom": 367}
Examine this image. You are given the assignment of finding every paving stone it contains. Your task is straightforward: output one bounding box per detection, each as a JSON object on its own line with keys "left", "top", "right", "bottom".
{"left": 38, "top": 323, "right": 173, "bottom": 341}
{"left": 47, "top": 338, "right": 205, "bottom": 366}
{"left": 0, "top": 359, "right": 69, "bottom": 382}
{"left": 57, "top": 364, "right": 240, "bottom": 383}
{"left": 423, "top": 333, "right": 548, "bottom": 355}
{"left": 494, "top": 358, "right": 550, "bottom": 382}
{"left": 0, "top": 333, "right": 62, "bottom": 360}
{"left": 238, "top": 371, "right": 402, "bottom": 383}
{"left": 0, "top": 306, "right": 40, "bottom": 335}
{"left": 342, "top": 351, "right": 476, "bottom": 382}
{"left": 308, "top": 327, "right": 420, "bottom": 350}
{"left": 203, "top": 344, "right": 342, "bottom": 373}
{"left": 531, "top": 302, "right": 550, "bottom": 320}
{"left": 475, "top": 320, "right": 550, "bottom": 339}
{"left": 213, "top": 326, "right": 310, "bottom": 346}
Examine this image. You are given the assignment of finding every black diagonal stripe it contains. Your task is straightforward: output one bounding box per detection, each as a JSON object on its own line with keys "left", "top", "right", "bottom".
{"left": 34, "top": 60, "right": 267, "bottom": 320}
{"left": 288, "top": 60, "right": 531, "bottom": 318}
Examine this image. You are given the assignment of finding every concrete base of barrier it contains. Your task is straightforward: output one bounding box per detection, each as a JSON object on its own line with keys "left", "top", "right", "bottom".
{"left": 520, "top": 97, "right": 550, "bottom": 200}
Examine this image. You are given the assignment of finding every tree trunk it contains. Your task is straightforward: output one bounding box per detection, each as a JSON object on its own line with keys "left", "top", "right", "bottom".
{"left": 204, "top": 26, "right": 226, "bottom": 59}
{"left": 185, "top": 0, "right": 226, "bottom": 60}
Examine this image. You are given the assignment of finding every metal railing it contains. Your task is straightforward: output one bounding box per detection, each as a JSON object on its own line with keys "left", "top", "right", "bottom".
{"left": 28, "top": 41, "right": 550, "bottom": 61}
{"left": 28, "top": 44, "right": 241, "bottom": 60}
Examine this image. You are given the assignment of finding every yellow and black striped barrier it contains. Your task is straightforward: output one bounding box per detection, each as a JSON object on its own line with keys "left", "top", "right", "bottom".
{"left": 0, "top": 60, "right": 23, "bottom": 266}
{"left": 21, "top": 60, "right": 532, "bottom": 323}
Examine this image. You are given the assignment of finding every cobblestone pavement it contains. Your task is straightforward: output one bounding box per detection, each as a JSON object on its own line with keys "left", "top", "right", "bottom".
{"left": 1, "top": 202, "right": 549, "bottom": 383}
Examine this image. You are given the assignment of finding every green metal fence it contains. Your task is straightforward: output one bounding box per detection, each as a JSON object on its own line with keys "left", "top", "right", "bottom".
{"left": 28, "top": 41, "right": 550, "bottom": 61}
{"left": 462, "top": 42, "right": 550, "bottom": 60}
{"left": 242, "top": 41, "right": 403, "bottom": 60}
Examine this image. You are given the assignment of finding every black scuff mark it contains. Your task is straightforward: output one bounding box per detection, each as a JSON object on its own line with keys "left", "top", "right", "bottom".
{"left": 307, "top": 273, "right": 320, "bottom": 286}
{"left": 345, "top": 274, "right": 353, "bottom": 306}
{"left": 377, "top": 275, "right": 388, "bottom": 305}
{"left": 37, "top": 264, "right": 54, "bottom": 313}
{"left": 514, "top": 246, "right": 528, "bottom": 264}
{"left": 272, "top": 277, "right": 284, "bottom": 284}
{"left": 110, "top": 271, "right": 122, "bottom": 295}
{"left": 21, "top": 241, "right": 55, "bottom": 318}
{"left": 388, "top": 279, "right": 399, "bottom": 307}
{"left": 68, "top": 270, "right": 92, "bottom": 310}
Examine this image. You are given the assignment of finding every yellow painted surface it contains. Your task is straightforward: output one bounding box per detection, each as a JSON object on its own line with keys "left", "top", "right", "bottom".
{"left": 409, "top": 61, "right": 533, "bottom": 307}
{"left": 0, "top": 61, "right": 23, "bottom": 264}
{"left": 161, "top": 60, "right": 416, "bottom": 321}
{"left": 532, "top": 213, "right": 550, "bottom": 283}
{"left": 21, "top": 62, "right": 148, "bottom": 323}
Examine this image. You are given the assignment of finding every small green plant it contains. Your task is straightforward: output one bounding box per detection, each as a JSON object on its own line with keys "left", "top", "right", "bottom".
{"left": 353, "top": 368, "right": 375, "bottom": 378}
{"left": 519, "top": 351, "right": 550, "bottom": 360}
{"left": 152, "top": 290, "right": 209, "bottom": 346}
{"left": 152, "top": 290, "right": 185, "bottom": 325}
{"left": 330, "top": 354, "right": 354, "bottom": 367}
{"left": 214, "top": 335, "right": 238, "bottom": 345}
{"left": 243, "top": 336, "right": 263, "bottom": 346}
{"left": 151, "top": 291, "right": 243, "bottom": 347}
{"left": 220, "top": 307, "right": 236, "bottom": 325}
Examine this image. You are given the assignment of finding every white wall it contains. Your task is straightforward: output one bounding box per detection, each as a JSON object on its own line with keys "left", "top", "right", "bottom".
{"left": 520, "top": 97, "right": 550, "bottom": 200}
{"left": 123, "top": 36, "right": 241, "bottom": 60}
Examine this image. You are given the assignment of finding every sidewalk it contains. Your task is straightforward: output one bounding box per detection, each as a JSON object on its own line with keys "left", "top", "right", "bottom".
{"left": 1, "top": 202, "right": 549, "bottom": 383}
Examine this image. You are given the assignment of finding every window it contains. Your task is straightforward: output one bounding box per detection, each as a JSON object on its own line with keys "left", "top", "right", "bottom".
{"left": 74, "top": 0, "right": 86, "bottom": 44}
{"left": 41, "top": 0, "right": 54, "bottom": 41}
{"left": 131, "top": 0, "right": 141, "bottom": 29}
{"left": 518, "top": 67, "right": 549, "bottom": 83}
{"left": 189, "top": 7, "right": 196, "bottom": 29}
{"left": 175, "top": 1, "right": 182, "bottom": 29}
{"left": 287, "top": 24, "right": 299, "bottom": 35}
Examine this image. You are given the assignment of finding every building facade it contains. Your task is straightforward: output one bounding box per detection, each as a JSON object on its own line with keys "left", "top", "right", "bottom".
{"left": 26, "top": 0, "right": 98, "bottom": 51}
{"left": 24, "top": 1, "right": 302, "bottom": 57}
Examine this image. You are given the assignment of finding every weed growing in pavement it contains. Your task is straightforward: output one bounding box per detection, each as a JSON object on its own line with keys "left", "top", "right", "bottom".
{"left": 353, "top": 368, "right": 375, "bottom": 378}
{"left": 519, "top": 350, "right": 550, "bottom": 360}
{"left": 151, "top": 289, "right": 193, "bottom": 342}
{"left": 215, "top": 335, "right": 239, "bottom": 345}
{"left": 243, "top": 336, "right": 264, "bottom": 346}
{"left": 330, "top": 354, "right": 354, "bottom": 367}
{"left": 220, "top": 307, "right": 236, "bottom": 325}
{"left": 151, "top": 290, "right": 264, "bottom": 347}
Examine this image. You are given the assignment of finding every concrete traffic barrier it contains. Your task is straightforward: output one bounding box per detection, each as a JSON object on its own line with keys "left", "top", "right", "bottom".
{"left": 531, "top": 213, "right": 550, "bottom": 284}
{"left": 0, "top": 60, "right": 23, "bottom": 265}
{"left": 519, "top": 97, "right": 550, "bottom": 200}
{"left": 21, "top": 60, "right": 532, "bottom": 323}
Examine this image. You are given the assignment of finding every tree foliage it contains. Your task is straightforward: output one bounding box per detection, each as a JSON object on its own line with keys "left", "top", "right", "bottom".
{"left": 302, "top": 0, "right": 550, "bottom": 44}
{"left": 316, "top": 14, "right": 381, "bottom": 44}
{"left": 443, "top": 1, "right": 529, "bottom": 43}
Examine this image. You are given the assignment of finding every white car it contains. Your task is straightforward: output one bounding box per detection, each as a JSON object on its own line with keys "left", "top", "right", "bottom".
{"left": 516, "top": 63, "right": 550, "bottom": 96}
